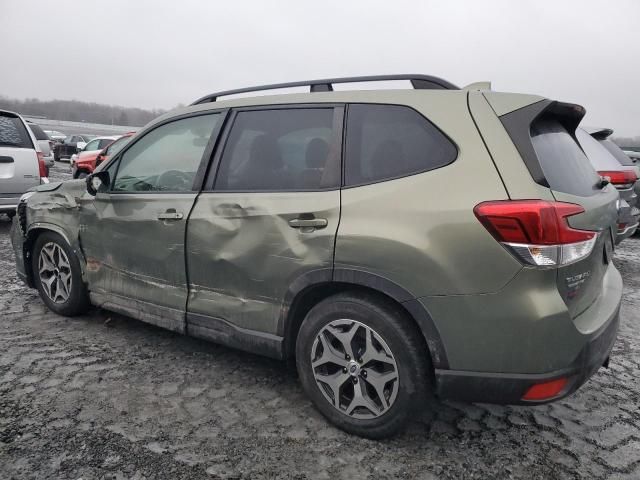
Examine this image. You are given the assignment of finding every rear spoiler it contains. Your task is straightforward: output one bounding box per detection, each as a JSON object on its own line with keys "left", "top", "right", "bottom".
{"left": 499, "top": 100, "right": 586, "bottom": 188}
{"left": 584, "top": 127, "right": 614, "bottom": 140}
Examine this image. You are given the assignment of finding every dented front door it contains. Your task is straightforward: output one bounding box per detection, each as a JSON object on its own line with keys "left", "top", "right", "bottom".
{"left": 185, "top": 106, "right": 344, "bottom": 335}
{"left": 79, "top": 113, "right": 224, "bottom": 332}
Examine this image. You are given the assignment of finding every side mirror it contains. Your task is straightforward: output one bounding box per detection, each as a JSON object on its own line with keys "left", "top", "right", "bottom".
{"left": 86, "top": 170, "right": 110, "bottom": 196}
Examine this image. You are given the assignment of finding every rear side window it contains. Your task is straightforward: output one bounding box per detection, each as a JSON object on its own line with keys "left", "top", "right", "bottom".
{"left": 344, "top": 104, "right": 457, "bottom": 186}
{"left": 28, "top": 123, "right": 49, "bottom": 140}
{"left": 530, "top": 117, "right": 600, "bottom": 197}
{"left": 0, "top": 114, "right": 33, "bottom": 149}
{"left": 215, "top": 108, "right": 339, "bottom": 191}
{"left": 105, "top": 136, "right": 131, "bottom": 156}
{"left": 98, "top": 139, "right": 114, "bottom": 149}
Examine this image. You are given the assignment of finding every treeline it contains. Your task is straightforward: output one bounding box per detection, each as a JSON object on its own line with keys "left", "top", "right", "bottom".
{"left": 0, "top": 96, "right": 168, "bottom": 127}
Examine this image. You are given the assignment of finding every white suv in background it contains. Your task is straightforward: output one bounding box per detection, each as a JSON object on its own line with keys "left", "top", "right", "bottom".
{"left": 0, "top": 110, "right": 47, "bottom": 218}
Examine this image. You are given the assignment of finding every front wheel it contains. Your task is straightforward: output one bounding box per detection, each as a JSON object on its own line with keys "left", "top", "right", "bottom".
{"left": 32, "top": 231, "right": 90, "bottom": 316}
{"left": 296, "top": 291, "right": 431, "bottom": 438}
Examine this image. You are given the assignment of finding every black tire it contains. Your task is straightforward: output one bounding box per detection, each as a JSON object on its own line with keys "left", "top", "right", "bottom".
{"left": 296, "top": 291, "right": 431, "bottom": 439}
{"left": 32, "top": 231, "right": 90, "bottom": 316}
{"left": 77, "top": 171, "right": 88, "bottom": 179}
{"left": 5, "top": 211, "right": 16, "bottom": 219}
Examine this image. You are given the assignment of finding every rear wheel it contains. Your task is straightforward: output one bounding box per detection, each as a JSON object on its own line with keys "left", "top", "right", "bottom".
{"left": 296, "top": 291, "right": 430, "bottom": 438}
{"left": 77, "top": 171, "right": 88, "bottom": 179}
{"left": 32, "top": 231, "right": 90, "bottom": 316}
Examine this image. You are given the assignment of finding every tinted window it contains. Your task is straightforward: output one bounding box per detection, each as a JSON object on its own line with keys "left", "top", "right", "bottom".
{"left": 83, "top": 138, "right": 102, "bottom": 151}
{"left": 0, "top": 114, "right": 33, "bottom": 149}
{"left": 98, "top": 139, "right": 114, "bottom": 149}
{"left": 531, "top": 119, "right": 600, "bottom": 197}
{"left": 599, "top": 139, "right": 635, "bottom": 167}
{"left": 345, "top": 104, "right": 456, "bottom": 186}
{"left": 576, "top": 129, "right": 622, "bottom": 171}
{"left": 113, "top": 114, "right": 220, "bottom": 192}
{"left": 215, "top": 108, "right": 338, "bottom": 191}
{"left": 28, "top": 123, "right": 49, "bottom": 140}
{"left": 105, "top": 135, "right": 131, "bottom": 156}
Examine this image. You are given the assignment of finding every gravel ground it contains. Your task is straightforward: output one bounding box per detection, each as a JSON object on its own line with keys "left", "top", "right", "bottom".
{"left": 1, "top": 162, "right": 639, "bottom": 479}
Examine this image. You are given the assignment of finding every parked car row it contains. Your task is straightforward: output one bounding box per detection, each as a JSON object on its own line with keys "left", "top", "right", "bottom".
{"left": 577, "top": 128, "right": 640, "bottom": 242}
{"left": 9, "top": 75, "right": 636, "bottom": 438}
{"left": 0, "top": 113, "right": 136, "bottom": 217}
{"left": 71, "top": 132, "right": 135, "bottom": 178}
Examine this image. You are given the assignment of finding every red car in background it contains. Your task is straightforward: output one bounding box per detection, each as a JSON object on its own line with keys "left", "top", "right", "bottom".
{"left": 72, "top": 132, "right": 135, "bottom": 178}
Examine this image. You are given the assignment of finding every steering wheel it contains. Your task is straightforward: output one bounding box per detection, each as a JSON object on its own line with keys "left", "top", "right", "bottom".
{"left": 155, "top": 169, "right": 192, "bottom": 190}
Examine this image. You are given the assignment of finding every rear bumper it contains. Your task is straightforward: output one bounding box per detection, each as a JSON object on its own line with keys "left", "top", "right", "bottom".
{"left": 616, "top": 221, "right": 639, "bottom": 243}
{"left": 435, "top": 305, "right": 620, "bottom": 404}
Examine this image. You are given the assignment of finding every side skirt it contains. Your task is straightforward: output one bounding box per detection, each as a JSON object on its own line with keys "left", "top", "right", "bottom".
{"left": 187, "top": 312, "right": 284, "bottom": 360}
{"left": 90, "top": 293, "right": 285, "bottom": 360}
{"left": 90, "top": 291, "right": 186, "bottom": 334}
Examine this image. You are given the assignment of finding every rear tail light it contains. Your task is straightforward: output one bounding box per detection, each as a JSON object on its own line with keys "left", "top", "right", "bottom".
{"left": 36, "top": 151, "right": 47, "bottom": 178}
{"left": 598, "top": 170, "right": 638, "bottom": 189}
{"left": 474, "top": 200, "right": 598, "bottom": 267}
{"left": 522, "top": 377, "right": 568, "bottom": 401}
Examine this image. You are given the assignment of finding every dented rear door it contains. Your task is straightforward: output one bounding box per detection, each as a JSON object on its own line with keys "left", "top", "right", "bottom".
{"left": 185, "top": 106, "right": 343, "bottom": 335}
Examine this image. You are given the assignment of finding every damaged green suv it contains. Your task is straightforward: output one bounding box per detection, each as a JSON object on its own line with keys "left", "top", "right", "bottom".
{"left": 11, "top": 75, "right": 622, "bottom": 438}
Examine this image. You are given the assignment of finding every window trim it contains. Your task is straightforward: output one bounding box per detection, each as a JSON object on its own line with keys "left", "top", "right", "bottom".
{"left": 341, "top": 102, "right": 459, "bottom": 189}
{"left": 203, "top": 103, "right": 345, "bottom": 193}
{"left": 105, "top": 109, "right": 229, "bottom": 195}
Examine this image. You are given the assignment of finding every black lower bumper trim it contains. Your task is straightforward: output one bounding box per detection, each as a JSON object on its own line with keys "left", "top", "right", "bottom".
{"left": 435, "top": 308, "right": 620, "bottom": 405}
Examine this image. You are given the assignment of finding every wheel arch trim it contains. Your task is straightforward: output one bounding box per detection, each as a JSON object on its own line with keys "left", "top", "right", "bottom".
{"left": 279, "top": 268, "right": 450, "bottom": 369}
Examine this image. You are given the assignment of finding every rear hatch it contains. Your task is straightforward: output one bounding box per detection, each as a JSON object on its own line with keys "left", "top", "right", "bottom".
{"left": 526, "top": 108, "right": 618, "bottom": 318}
{"left": 0, "top": 112, "right": 40, "bottom": 195}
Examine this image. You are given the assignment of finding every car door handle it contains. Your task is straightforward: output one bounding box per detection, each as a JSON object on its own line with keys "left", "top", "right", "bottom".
{"left": 0, "top": 156, "right": 14, "bottom": 163}
{"left": 288, "top": 217, "right": 328, "bottom": 229}
{"left": 157, "top": 210, "right": 184, "bottom": 220}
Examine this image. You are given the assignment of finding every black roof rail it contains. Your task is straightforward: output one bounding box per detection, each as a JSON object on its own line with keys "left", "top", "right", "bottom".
{"left": 191, "top": 74, "right": 459, "bottom": 105}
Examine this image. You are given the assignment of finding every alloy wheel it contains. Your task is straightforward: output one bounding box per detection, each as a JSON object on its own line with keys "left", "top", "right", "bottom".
{"left": 38, "top": 242, "right": 72, "bottom": 304}
{"left": 310, "top": 319, "right": 399, "bottom": 419}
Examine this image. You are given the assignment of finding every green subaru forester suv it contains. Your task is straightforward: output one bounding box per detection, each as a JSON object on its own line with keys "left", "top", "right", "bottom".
{"left": 10, "top": 75, "right": 622, "bottom": 438}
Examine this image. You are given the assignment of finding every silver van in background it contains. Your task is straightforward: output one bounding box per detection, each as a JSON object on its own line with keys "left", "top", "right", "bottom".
{"left": 0, "top": 110, "right": 46, "bottom": 218}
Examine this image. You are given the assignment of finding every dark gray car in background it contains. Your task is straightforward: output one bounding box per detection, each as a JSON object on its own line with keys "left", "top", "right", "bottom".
{"left": 577, "top": 128, "right": 640, "bottom": 242}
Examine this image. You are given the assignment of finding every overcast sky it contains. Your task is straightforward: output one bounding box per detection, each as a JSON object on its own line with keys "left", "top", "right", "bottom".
{"left": 1, "top": 0, "right": 639, "bottom": 135}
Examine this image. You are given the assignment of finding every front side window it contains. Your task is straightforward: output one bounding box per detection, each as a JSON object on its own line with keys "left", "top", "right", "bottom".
{"left": 83, "top": 138, "right": 102, "bottom": 151}
{"left": 112, "top": 114, "right": 220, "bottom": 192}
{"left": 215, "top": 108, "right": 339, "bottom": 191}
{"left": 345, "top": 104, "right": 457, "bottom": 186}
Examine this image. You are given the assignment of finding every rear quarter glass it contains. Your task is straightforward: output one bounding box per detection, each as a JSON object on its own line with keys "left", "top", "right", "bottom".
{"left": 530, "top": 118, "right": 600, "bottom": 197}
{"left": 0, "top": 114, "right": 33, "bottom": 149}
